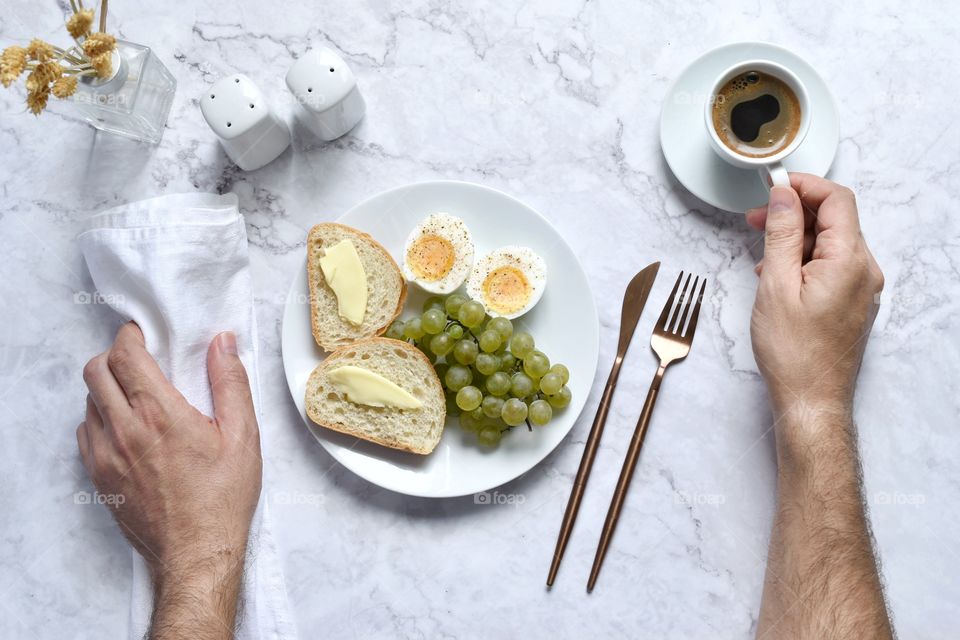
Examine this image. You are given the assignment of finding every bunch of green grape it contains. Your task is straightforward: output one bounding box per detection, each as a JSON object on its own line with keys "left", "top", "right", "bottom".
{"left": 384, "top": 293, "right": 572, "bottom": 446}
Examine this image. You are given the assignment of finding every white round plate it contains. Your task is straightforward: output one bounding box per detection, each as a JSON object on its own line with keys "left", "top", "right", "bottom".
{"left": 660, "top": 42, "right": 840, "bottom": 213}
{"left": 281, "top": 181, "right": 600, "bottom": 498}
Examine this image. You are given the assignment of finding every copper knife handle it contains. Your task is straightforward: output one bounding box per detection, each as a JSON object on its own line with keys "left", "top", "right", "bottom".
{"left": 546, "top": 356, "right": 622, "bottom": 587}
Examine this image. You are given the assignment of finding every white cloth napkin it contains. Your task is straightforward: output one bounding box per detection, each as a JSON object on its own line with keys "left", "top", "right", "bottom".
{"left": 78, "top": 193, "right": 296, "bottom": 640}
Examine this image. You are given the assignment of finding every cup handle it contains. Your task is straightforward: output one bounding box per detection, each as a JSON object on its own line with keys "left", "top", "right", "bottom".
{"left": 760, "top": 162, "right": 790, "bottom": 188}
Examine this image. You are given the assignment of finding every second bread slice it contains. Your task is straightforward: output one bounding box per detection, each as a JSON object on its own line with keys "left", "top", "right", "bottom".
{"left": 305, "top": 338, "right": 446, "bottom": 454}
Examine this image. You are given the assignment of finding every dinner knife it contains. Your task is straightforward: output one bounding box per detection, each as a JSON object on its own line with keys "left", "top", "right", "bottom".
{"left": 546, "top": 260, "right": 660, "bottom": 586}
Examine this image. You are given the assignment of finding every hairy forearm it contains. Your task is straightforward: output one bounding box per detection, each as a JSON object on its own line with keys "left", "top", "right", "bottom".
{"left": 758, "top": 407, "right": 893, "bottom": 639}
{"left": 149, "top": 555, "right": 245, "bottom": 640}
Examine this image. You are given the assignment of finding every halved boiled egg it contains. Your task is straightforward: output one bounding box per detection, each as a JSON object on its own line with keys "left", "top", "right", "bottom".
{"left": 402, "top": 213, "right": 474, "bottom": 294}
{"left": 467, "top": 246, "right": 547, "bottom": 319}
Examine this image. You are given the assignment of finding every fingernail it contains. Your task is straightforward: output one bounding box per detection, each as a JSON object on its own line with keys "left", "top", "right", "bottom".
{"left": 218, "top": 332, "right": 238, "bottom": 355}
{"left": 768, "top": 186, "right": 794, "bottom": 214}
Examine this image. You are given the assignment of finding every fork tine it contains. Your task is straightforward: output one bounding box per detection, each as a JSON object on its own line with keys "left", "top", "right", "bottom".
{"left": 676, "top": 275, "right": 700, "bottom": 335}
{"left": 657, "top": 271, "right": 683, "bottom": 331}
{"left": 668, "top": 273, "right": 692, "bottom": 332}
{"left": 683, "top": 278, "right": 707, "bottom": 340}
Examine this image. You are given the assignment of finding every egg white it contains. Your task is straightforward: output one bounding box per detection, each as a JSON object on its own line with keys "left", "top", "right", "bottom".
{"left": 402, "top": 213, "right": 474, "bottom": 294}
{"left": 466, "top": 246, "right": 547, "bottom": 319}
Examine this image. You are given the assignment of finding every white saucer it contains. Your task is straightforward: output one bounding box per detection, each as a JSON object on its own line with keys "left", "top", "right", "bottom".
{"left": 660, "top": 42, "right": 839, "bottom": 213}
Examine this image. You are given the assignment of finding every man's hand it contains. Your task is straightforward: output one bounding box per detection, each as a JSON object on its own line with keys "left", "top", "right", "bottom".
{"left": 747, "top": 175, "right": 884, "bottom": 434}
{"left": 746, "top": 175, "right": 892, "bottom": 639}
{"left": 78, "top": 323, "right": 262, "bottom": 640}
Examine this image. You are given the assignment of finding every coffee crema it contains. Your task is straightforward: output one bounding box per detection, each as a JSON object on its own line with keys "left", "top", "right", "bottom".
{"left": 711, "top": 70, "right": 801, "bottom": 158}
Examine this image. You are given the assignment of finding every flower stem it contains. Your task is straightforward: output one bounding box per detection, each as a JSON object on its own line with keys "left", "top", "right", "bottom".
{"left": 99, "top": 0, "right": 108, "bottom": 32}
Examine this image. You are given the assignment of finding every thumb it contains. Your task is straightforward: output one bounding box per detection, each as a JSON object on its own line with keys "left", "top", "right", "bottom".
{"left": 207, "top": 332, "right": 256, "bottom": 431}
{"left": 759, "top": 186, "right": 804, "bottom": 288}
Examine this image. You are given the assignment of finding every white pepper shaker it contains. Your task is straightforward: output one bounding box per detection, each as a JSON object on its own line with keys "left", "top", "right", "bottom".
{"left": 285, "top": 48, "right": 365, "bottom": 141}
{"left": 199, "top": 74, "right": 290, "bottom": 171}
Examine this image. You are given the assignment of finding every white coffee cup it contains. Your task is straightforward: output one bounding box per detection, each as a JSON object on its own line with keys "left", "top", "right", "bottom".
{"left": 704, "top": 60, "right": 811, "bottom": 188}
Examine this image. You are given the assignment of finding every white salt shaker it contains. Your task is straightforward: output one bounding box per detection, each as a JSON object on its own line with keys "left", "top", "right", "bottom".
{"left": 286, "top": 48, "right": 366, "bottom": 141}
{"left": 200, "top": 74, "right": 291, "bottom": 171}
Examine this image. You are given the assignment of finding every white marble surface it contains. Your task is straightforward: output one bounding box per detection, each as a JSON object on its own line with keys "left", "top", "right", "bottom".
{"left": 1, "top": 1, "right": 958, "bottom": 638}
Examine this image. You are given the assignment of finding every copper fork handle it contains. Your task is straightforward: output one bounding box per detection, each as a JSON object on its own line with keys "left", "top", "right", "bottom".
{"left": 587, "top": 363, "right": 666, "bottom": 592}
{"left": 546, "top": 358, "right": 622, "bottom": 586}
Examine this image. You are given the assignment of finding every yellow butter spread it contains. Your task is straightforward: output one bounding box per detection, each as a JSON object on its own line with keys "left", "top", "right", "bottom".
{"left": 319, "top": 239, "right": 367, "bottom": 325}
{"left": 327, "top": 366, "right": 422, "bottom": 409}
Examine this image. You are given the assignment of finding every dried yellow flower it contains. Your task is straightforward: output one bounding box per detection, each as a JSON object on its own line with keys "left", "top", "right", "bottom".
{"left": 66, "top": 9, "right": 95, "bottom": 39}
{"left": 91, "top": 52, "right": 113, "bottom": 78}
{"left": 52, "top": 75, "right": 78, "bottom": 98}
{"left": 0, "top": 46, "right": 27, "bottom": 87}
{"left": 83, "top": 32, "right": 116, "bottom": 58}
{"left": 27, "top": 85, "right": 50, "bottom": 115}
{"left": 26, "top": 38, "right": 55, "bottom": 62}
{"left": 24, "top": 61, "right": 61, "bottom": 92}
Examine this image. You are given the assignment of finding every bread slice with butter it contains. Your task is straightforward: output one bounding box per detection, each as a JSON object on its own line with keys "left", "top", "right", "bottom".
{"left": 305, "top": 338, "right": 445, "bottom": 454}
{"left": 308, "top": 223, "right": 407, "bottom": 351}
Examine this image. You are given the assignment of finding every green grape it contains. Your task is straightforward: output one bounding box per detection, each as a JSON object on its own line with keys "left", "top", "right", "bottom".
{"left": 528, "top": 399, "right": 553, "bottom": 426}
{"left": 510, "top": 372, "right": 534, "bottom": 398}
{"left": 481, "top": 395, "right": 504, "bottom": 419}
{"left": 429, "top": 333, "right": 454, "bottom": 357}
{"left": 459, "top": 409, "right": 483, "bottom": 432}
{"left": 539, "top": 371, "right": 563, "bottom": 396}
{"left": 445, "top": 392, "right": 459, "bottom": 416}
{"left": 475, "top": 353, "right": 500, "bottom": 375}
{"left": 548, "top": 385, "right": 572, "bottom": 409}
{"left": 478, "top": 329, "right": 502, "bottom": 353}
{"left": 477, "top": 425, "right": 502, "bottom": 446}
{"left": 510, "top": 332, "right": 535, "bottom": 359}
{"left": 415, "top": 335, "right": 432, "bottom": 353}
{"left": 458, "top": 300, "right": 486, "bottom": 328}
{"left": 484, "top": 416, "right": 508, "bottom": 431}
{"left": 474, "top": 373, "right": 488, "bottom": 391}
{"left": 485, "top": 371, "right": 511, "bottom": 397}
{"left": 434, "top": 363, "right": 449, "bottom": 384}
{"left": 385, "top": 320, "right": 405, "bottom": 340}
{"left": 444, "top": 365, "right": 473, "bottom": 391}
{"left": 487, "top": 316, "right": 513, "bottom": 341}
{"left": 499, "top": 352, "right": 516, "bottom": 372}
{"left": 444, "top": 294, "right": 467, "bottom": 317}
{"left": 549, "top": 363, "right": 570, "bottom": 385}
{"left": 456, "top": 385, "right": 483, "bottom": 411}
{"left": 523, "top": 350, "right": 551, "bottom": 378}
{"left": 403, "top": 317, "right": 425, "bottom": 340}
{"left": 422, "top": 296, "right": 446, "bottom": 313}
{"left": 501, "top": 397, "right": 528, "bottom": 427}
{"left": 421, "top": 308, "right": 447, "bottom": 335}
{"left": 452, "top": 339, "right": 478, "bottom": 365}
{"left": 447, "top": 324, "right": 464, "bottom": 340}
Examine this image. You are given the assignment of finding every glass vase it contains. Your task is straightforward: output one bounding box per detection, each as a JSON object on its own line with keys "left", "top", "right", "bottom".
{"left": 70, "top": 40, "right": 176, "bottom": 144}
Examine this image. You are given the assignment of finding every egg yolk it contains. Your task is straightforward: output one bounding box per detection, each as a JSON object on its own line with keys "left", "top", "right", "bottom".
{"left": 482, "top": 266, "right": 531, "bottom": 315}
{"left": 407, "top": 235, "right": 455, "bottom": 281}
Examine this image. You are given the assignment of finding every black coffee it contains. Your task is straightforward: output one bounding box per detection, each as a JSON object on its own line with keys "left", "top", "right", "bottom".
{"left": 711, "top": 70, "right": 801, "bottom": 158}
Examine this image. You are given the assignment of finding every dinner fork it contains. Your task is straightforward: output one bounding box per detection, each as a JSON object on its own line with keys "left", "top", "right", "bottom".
{"left": 586, "top": 271, "right": 707, "bottom": 592}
